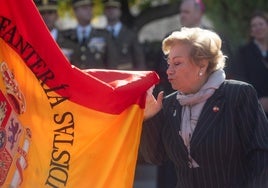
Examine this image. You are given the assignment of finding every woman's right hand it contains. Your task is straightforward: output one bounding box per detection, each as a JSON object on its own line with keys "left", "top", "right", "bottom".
{"left": 144, "top": 90, "right": 164, "bottom": 120}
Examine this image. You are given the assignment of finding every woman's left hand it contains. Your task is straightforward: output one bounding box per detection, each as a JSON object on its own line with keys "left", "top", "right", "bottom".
{"left": 144, "top": 90, "right": 164, "bottom": 120}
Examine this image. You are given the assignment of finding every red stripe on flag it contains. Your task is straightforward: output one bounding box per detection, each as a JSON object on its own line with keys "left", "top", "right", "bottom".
{"left": 0, "top": 0, "right": 159, "bottom": 114}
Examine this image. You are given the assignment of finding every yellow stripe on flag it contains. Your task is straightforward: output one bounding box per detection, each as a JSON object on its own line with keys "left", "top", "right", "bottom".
{"left": 0, "top": 38, "right": 147, "bottom": 187}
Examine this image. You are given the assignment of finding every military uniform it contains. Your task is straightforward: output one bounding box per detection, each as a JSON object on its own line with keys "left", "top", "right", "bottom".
{"left": 62, "top": 28, "right": 119, "bottom": 69}
{"left": 34, "top": 0, "right": 74, "bottom": 61}
{"left": 104, "top": 0, "right": 146, "bottom": 70}
{"left": 60, "top": 0, "right": 119, "bottom": 70}
{"left": 109, "top": 24, "right": 146, "bottom": 70}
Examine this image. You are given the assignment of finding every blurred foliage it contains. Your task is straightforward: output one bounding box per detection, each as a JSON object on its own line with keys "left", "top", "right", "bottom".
{"left": 58, "top": 0, "right": 72, "bottom": 16}
{"left": 57, "top": 0, "right": 105, "bottom": 17}
{"left": 204, "top": 0, "right": 268, "bottom": 48}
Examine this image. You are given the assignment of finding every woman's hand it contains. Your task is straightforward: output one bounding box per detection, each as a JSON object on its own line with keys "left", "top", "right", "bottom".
{"left": 144, "top": 90, "right": 164, "bottom": 120}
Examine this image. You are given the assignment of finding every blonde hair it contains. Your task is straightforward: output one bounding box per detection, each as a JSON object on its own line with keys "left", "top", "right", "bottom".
{"left": 162, "top": 27, "right": 226, "bottom": 74}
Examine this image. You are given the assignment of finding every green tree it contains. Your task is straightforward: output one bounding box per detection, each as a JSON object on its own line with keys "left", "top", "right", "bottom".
{"left": 205, "top": 0, "right": 268, "bottom": 48}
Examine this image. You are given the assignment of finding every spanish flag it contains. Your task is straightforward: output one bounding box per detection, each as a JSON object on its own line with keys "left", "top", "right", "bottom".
{"left": 0, "top": 0, "right": 159, "bottom": 187}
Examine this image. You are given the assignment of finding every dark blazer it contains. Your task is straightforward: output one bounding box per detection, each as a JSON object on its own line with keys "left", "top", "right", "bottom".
{"left": 140, "top": 80, "right": 268, "bottom": 188}
{"left": 234, "top": 41, "right": 268, "bottom": 98}
{"left": 61, "top": 28, "right": 119, "bottom": 69}
{"left": 111, "top": 25, "right": 146, "bottom": 70}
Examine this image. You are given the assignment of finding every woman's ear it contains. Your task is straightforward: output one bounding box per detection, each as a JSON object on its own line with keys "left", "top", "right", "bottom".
{"left": 199, "top": 59, "right": 209, "bottom": 71}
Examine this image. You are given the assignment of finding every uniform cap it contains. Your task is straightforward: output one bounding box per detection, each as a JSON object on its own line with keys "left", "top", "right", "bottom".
{"left": 103, "top": 0, "right": 121, "bottom": 8}
{"left": 72, "top": 0, "right": 94, "bottom": 8}
{"left": 34, "top": 0, "right": 58, "bottom": 11}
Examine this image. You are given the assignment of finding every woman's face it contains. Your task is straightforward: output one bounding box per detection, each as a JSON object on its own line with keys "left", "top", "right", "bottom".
{"left": 250, "top": 16, "right": 268, "bottom": 41}
{"left": 166, "top": 43, "right": 204, "bottom": 94}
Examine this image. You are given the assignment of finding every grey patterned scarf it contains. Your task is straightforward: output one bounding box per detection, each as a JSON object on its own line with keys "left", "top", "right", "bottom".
{"left": 176, "top": 69, "right": 225, "bottom": 168}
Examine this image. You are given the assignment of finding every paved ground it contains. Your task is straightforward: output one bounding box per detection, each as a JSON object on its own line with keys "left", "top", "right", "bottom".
{"left": 133, "top": 164, "right": 158, "bottom": 188}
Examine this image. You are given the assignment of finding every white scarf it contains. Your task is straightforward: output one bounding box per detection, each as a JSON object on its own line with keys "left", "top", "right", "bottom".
{"left": 176, "top": 69, "right": 225, "bottom": 168}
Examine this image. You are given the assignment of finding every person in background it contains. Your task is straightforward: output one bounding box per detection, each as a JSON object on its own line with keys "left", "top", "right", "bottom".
{"left": 233, "top": 10, "right": 268, "bottom": 118}
{"left": 180, "top": 0, "right": 234, "bottom": 79}
{"left": 140, "top": 27, "right": 268, "bottom": 188}
{"left": 34, "top": 0, "right": 74, "bottom": 60}
{"left": 62, "top": 0, "right": 118, "bottom": 69}
{"left": 179, "top": 0, "right": 206, "bottom": 28}
{"left": 103, "top": 0, "right": 146, "bottom": 70}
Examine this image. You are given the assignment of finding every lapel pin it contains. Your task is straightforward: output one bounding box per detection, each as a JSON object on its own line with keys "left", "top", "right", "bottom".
{"left": 213, "top": 106, "right": 219, "bottom": 112}
{"left": 173, "top": 109, "right": 177, "bottom": 117}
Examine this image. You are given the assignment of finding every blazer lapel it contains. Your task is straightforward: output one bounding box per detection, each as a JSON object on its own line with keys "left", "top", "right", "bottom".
{"left": 168, "top": 97, "right": 189, "bottom": 157}
{"left": 190, "top": 88, "right": 225, "bottom": 153}
{"left": 171, "top": 100, "right": 185, "bottom": 142}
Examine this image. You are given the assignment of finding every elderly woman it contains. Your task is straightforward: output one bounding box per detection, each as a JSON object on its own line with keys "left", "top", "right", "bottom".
{"left": 140, "top": 27, "right": 268, "bottom": 188}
